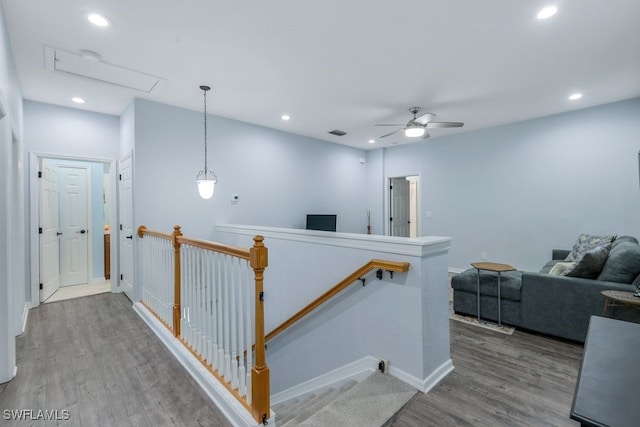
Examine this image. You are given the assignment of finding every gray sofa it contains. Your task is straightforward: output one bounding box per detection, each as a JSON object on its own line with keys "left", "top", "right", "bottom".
{"left": 452, "top": 235, "right": 640, "bottom": 342}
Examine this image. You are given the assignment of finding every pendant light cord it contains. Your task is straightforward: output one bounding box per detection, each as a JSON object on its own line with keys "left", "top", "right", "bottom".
{"left": 203, "top": 87, "right": 208, "bottom": 175}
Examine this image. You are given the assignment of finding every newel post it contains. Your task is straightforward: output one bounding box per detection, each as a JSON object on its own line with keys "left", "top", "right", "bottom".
{"left": 172, "top": 225, "right": 183, "bottom": 337}
{"left": 250, "top": 235, "right": 270, "bottom": 423}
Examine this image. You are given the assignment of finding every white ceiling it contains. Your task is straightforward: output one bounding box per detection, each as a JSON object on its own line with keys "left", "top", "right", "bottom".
{"left": 3, "top": 0, "right": 640, "bottom": 149}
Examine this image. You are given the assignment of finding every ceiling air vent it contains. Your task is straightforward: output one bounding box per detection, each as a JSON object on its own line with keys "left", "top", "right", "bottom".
{"left": 328, "top": 129, "right": 347, "bottom": 136}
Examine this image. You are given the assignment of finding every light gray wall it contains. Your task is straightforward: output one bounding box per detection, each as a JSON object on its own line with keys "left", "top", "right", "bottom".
{"left": 374, "top": 97, "right": 640, "bottom": 272}
{"left": 132, "top": 98, "right": 369, "bottom": 240}
{"left": 24, "top": 101, "right": 119, "bottom": 159}
{"left": 0, "top": 0, "right": 23, "bottom": 383}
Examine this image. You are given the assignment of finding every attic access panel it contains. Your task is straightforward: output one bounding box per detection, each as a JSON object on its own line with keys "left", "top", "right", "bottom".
{"left": 44, "top": 46, "right": 161, "bottom": 93}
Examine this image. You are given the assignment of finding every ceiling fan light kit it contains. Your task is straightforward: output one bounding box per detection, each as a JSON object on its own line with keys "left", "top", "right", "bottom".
{"left": 404, "top": 125, "right": 425, "bottom": 138}
{"left": 375, "top": 106, "right": 464, "bottom": 140}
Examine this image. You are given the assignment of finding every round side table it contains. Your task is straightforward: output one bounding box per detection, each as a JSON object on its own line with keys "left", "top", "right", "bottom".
{"left": 601, "top": 290, "right": 640, "bottom": 317}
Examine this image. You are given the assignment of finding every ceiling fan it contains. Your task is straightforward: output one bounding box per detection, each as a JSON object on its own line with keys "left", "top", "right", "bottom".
{"left": 375, "top": 107, "right": 464, "bottom": 139}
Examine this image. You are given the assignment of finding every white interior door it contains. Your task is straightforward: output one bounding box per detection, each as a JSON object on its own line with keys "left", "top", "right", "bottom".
{"left": 39, "top": 159, "right": 60, "bottom": 301}
{"left": 390, "top": 177, "right": 410, "bottom": 237}
{"left": 58, "top": 165, "right": 89, "bottom": 286}
{"left": 118, "top": 154, "right": 134, "bottom": 300}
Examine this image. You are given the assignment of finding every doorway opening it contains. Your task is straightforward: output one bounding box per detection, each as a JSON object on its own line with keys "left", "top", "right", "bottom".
{"left": 388, "top": 175, "right": 420, "bottom": 238}
{"left": 34, "top": 155, "right": 115, "bottom": 303}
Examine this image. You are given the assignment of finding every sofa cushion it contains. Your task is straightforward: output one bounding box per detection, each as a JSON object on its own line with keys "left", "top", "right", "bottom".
{"left": 451, "top": 269, "right": 523, "bottom": 301}
{"left": 565, "top": 243, "right": 611, "bottom": 279}
{"left": 597, "top": 242, "right": 640, "bottom": 284}
{"left": 611, "top": 235, "right": 639, "bottom": 249}
{"left": 565, "top": 233, "right": 616, "bottom": 262}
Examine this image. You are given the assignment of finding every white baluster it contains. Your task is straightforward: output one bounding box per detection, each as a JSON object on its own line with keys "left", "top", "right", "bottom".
{"left": 237, "top": 257, "right": 246, "bottom": 396}
{"left": 245, "top": 261, "right": 253, "bottom": 403}
{"left": 211, "top": 251, "right": 219, "bottom": 370}
{"left": 217, "top": 251, "right": 225, "bottom": 374}
{"left": 231, "top": 256, "right": 239, "bottom": 389}
{"left": 223, "top": 254, "right": 231, "bottom": 380}
{"left": 198, "top": 247, "right": 205, "bottom": 356}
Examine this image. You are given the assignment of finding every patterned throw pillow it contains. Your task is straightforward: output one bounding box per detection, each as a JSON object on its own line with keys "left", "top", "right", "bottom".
{"left": 565, "top": 234, "right": 616, "bottom": 262}
{"left": 565, "top": 243, "right": 612, "bottom": 279}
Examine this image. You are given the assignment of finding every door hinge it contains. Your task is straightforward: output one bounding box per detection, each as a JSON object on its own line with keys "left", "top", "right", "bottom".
{"left": 38, "top": 227, "right": 43, "bottom": 234}
{"left": 39, "top": 283, "right": 43, "bottom": 290}
{"left": 38, "top": 171, "right": 42, "bottom": 178}
{"left": 120, "top": 274, "right": 124, "bottom": 280}
{"left": 119, "top": 174, "right": 122, "bottom": 181}
{"left": 120, "top": 224, "right": 123, "bottom": 231}
{"left": 389, "top": 217, "right": 393, "bottom": 222}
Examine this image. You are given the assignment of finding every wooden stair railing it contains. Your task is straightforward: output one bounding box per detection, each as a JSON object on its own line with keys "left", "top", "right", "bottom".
{"left": 265, "top": 259, "right": 410, "bottom": 343}
{"left": 137, "top": 225, "right": 270, "bottom": 425}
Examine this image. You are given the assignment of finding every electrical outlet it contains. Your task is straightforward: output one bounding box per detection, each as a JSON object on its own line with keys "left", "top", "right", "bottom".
{"left": 481, "top": 251, "right": 488, "bottom": 260}
{"left": 378, "top": 357, "right": 390, "bottom": 374}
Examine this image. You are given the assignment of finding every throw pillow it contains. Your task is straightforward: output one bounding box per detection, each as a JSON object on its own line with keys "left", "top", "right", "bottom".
{"left": 565, "top": 233, "right": 616, "bottom": 262}
{"left": 565, "top": 243, "right": 612, "bottom": 279}
{"left": 598, "top": 242, "right": 640, "bottom": 284}
{"left": 549, "top": 262, "right": 576, "bottom": 276}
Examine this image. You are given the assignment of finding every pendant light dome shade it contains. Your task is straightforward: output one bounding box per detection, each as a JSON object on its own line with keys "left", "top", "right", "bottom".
{"left": 196, "top": 85, "right": 218, "bottom": 199}
{"left": 197, "top": 170, "right": 217, "bottom": 199}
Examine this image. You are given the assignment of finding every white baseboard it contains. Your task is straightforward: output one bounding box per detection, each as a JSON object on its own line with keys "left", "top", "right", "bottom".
{"left": 271, "top": 356, "right": 378, "bottom": 405}
{"left": 390, "top": 359, "right": 454, "bottom": 393}
{"left": 271, "top": 356, "right": 455, "bottom": 405}
{"left": 448, "top": 267, "right": 465, "bottom": 275}
{"left": 133, "top": 303, "right": 262, "bottom": 427}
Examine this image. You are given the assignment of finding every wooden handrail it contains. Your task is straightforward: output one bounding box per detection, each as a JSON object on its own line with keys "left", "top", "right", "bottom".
{"left": 265, "top": 259, "right": 409, "bottom": 343}
{"left": 137, "top": 225, "right": 172, "bottom": 240}
{"left": 177, "top": 236, "right": 251, "bottom": 260}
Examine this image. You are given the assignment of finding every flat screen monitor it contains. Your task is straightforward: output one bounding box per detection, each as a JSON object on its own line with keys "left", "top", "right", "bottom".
{"left": 306, "top": 214, "right": 337, "bottom": 232}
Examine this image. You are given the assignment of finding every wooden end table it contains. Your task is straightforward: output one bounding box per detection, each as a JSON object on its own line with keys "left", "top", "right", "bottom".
{"left": 471, "top": 262, "right": 516, "bottom": 326}
{"left": 601, "top": 290, "right": 640, "bottom": 317}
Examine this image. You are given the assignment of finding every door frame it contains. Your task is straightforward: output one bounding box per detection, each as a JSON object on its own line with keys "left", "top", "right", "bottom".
{"left": 29, "top": 152, "right": 118, "bottom": 308}
{"left": 384, "top": 174, "right": 421, "bottom": 237}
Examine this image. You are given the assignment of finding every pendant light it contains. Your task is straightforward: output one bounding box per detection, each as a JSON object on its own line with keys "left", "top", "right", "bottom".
{"left": 196, "top": 85, "right": 217, "bottom": 199}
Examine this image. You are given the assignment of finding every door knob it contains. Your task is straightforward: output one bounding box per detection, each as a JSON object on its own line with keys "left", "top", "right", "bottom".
{"left": 56, "top": 232, "right": 63, "bottom": 236}
{"left": 126, "top": 235, "right": 133, "bottom": 239}
{"left": 76, "top": 229, "right": 87, "bottom": 234}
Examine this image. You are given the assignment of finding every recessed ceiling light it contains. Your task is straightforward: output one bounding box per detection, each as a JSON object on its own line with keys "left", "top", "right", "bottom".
{"left": 568, "top": 93, "right": 583, "bottom": 101}
{"left": 537, "top": 6, "right": 558, "bottom": 20}
{"left": 87, "top": 13, "right": 111, "bottom": 27}
{"left": 281, "top": 114, "right": 290, "bottom": 121}
{"left": 72, "top": 97, "right": 86, "bottom": 104}
{"left": 368, "top": 139, "right": 375, "bottom": 144}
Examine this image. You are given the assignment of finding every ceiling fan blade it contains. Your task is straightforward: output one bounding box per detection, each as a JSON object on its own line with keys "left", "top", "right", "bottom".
{"left": 421, "top": 131, "right": 431, "bottom": 139}
{"left": 415, "top": 112, "right": 435, "bottom": 125}
{"left": 379, "top": 128, "right": 402, "bottom": 138}
{"left": 374, "top": 123, "right": 405, "bottom": 127}
{"left": 425, "top": 121, "right": 464, "bottom": 128}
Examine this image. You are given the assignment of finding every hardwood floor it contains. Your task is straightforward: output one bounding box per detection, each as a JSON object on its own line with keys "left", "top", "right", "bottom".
{"left": 386, "top": 320, "right": 584, "bottom": 427}
{"left": 0, "top": 293, "right": 231, "bottom": 427}
{"left": 2, "top": 293, "right": 584, "bottom": 426}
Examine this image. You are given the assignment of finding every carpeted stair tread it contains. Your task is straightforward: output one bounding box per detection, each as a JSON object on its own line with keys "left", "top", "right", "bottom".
{"left": 276, "top": 379, "right": 361, "bottom": 426}
{"left": 299, "top": 373, "right": 416, "bottom": 427}
{"left": 289, "top": 387, "right": 341, "bottom": 425}
{"left": 277, "top": 393, "right": 317, "bottom": 425}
